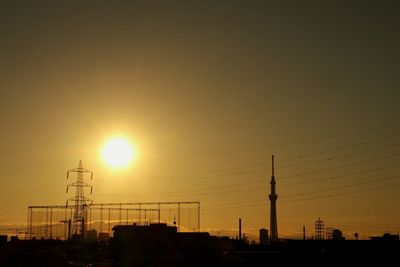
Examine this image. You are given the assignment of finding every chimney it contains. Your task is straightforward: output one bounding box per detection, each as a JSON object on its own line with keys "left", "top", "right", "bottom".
{"left": 239, "top": 218, "right": 242, "bottom": 240}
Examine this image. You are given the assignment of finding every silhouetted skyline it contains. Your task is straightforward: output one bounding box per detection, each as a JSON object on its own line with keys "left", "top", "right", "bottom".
{"left": 0, "top": 1, "right": 399, "bottom": 239}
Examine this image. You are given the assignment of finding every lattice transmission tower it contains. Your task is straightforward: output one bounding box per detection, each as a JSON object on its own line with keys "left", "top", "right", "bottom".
{"left": 66, "top": 160, "right": 93, "bottom": 236}
{"left": 315, "top": 217, "right": 325, "bottom": 240}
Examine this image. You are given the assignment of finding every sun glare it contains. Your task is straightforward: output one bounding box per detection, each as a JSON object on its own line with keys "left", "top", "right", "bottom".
{"left": 102, "top": 137, "right": 135, "bottom": 168}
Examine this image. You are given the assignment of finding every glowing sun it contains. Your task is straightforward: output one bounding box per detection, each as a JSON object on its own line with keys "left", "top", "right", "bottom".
{"left": 102, "top": 137, "right": 135, "bottom": 168}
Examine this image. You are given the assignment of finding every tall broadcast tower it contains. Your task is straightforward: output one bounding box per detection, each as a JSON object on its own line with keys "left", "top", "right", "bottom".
{"left": 66, "top": 160, "right": 93, "bottom": 236}
{"left": 269, "top": 155, "right": 278, "bottom": 241}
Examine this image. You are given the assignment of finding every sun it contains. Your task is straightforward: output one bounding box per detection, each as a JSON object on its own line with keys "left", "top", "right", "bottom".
{"left": 102, "top": 137, "right": 135, "bottom": 168}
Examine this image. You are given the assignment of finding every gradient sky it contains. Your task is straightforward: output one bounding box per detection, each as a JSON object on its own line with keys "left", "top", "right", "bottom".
{"left": 0, "top": 0, "right": 399, "bottom": 239}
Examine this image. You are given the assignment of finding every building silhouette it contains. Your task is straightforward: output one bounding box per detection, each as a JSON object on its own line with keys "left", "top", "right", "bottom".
{"left": 326, "top": 228, "right": 344, "bottom": 240}
{"left": 259, "top": 228, "right": 268, "bottom": 245}
{"left": 112, "top": 223, "right": 217, "bottom": 266}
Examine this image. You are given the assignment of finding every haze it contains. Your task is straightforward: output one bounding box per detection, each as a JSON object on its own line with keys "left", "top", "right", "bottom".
{"left": 0, "top": 1, "right": 399, "bottom": 240}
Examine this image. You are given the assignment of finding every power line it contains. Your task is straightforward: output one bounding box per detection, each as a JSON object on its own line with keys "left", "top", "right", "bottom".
{"left": 276, "top": 142, "right": 400, "bottom": 170}
{"left": 277, "top": 133, "right": 400, "bottom": 162}
{"left": 155, "top": 122, "right": 400, "bottom": 160}
{"left": 203, "top": 181, "right": 400, "bottom": 210}
{"left": 147, "top": 134, "right": 400, "bottom": 181}
{"left": 148, "top": 151, "right": 400, "bottom": 188}
{"left": 279, "top": 163, "right": 400, "bottom": 188}
{"left": 202, "top": 173, "right": 400, "bottom": 210}
{"left": 95, "top": 163, "right": 400, "bottom": 199}
{"left": 159, "top": 164, "right": 400, "bottom": 197}
{"left": 0, "top": 179, "right": 68, "bottom": 207}
{"left": 156, "top": 151, "right": 400, "bottom": 183}
{"left": 327, "top": 221, "right": 400, "bottom": 229}
{"left": 280, "top": 152, "right": 400, "bottom": 180}
{"left": 281, "top": 182, "right": 400, "bottom": 204}
{"left": 280, "top": 174, "right": 400, "bottom": 199}
{"left": 202, "top": 198, "right": 265, "bottom": 209}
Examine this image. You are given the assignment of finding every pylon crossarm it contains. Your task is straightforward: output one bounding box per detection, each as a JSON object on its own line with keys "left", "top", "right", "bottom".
{"left": 67, "top": 168, "right": 93, "bottom": 173}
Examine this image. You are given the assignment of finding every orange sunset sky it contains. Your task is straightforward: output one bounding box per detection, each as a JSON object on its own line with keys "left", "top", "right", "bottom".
{"left": 0, "top": 1, "right": 399, "bottom": 240}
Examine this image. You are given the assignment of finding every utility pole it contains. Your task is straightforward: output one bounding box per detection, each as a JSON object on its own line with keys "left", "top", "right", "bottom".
{"left": 60, "top": 219, "right": 72, "bottom": 240}
{"left": 239, "top": 218, "right": 242, "bottom": 240}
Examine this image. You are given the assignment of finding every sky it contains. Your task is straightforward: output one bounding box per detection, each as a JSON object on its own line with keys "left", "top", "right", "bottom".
{"left": 0, "top": 0, "right": 399, "bottom": 240}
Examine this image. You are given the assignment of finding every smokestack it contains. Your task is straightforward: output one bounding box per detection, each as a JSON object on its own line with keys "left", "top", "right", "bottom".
{"left": 239, "top": 218, "right": 242, "bottom": 240}
{"left": 303, "top": 225, "right": 306, "bottom": 240}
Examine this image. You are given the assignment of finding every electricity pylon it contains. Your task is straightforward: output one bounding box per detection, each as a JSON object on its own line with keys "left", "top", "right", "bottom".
{"left": 66, "top": 160, "right": 93, "bottom": 237}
